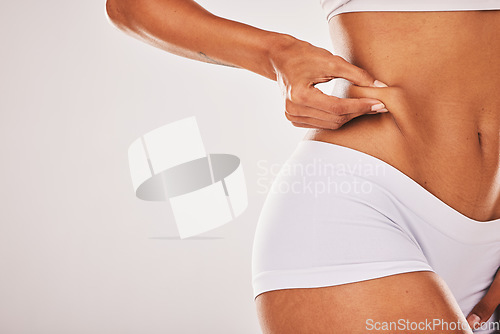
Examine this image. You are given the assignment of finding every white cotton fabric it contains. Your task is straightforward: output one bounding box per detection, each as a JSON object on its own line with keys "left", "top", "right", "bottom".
{"left": 319, "top": 0, "right": 500, "bottom": 22}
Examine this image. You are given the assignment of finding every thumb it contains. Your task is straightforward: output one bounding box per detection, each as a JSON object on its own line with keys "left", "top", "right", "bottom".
{"left": 466, "top": 293, "right": 499, "bottom": 330}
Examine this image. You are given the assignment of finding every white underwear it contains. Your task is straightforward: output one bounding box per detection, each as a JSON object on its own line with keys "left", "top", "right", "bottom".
{"left": 252, "top": 140, "right": 500, "bottom": 333}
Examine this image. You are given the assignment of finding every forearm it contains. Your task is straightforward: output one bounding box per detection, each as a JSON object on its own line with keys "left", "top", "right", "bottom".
{"left": 105, "top": 0, "right": 296, "bottom": 80}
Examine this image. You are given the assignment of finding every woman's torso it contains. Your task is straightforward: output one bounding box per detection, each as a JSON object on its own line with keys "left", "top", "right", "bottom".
{"left": 305, "top": 10, "right": 500, "bottom": 221}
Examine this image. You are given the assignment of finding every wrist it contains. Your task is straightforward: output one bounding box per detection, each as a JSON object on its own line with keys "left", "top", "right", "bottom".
{"left": 265, "top": 33, "right": 300, "bottom": 81}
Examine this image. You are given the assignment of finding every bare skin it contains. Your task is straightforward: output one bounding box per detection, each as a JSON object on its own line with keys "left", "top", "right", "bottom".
{"left": 105, "top": 2, "right": 500, "bottom": 333}
{"left": 304, "top": 11, "right": 500, "bottom": 223}
{"left": 256, "top": 271, "right": 471, "bottom": 334}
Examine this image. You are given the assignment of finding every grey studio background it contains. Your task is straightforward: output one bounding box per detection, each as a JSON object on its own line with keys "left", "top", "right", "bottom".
{"left": 0, "top": 0, "right": 331, "bottom": 333}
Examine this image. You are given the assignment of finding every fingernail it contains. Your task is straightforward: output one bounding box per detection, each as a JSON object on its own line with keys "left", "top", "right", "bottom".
{"left": 371, "top": 103, "right": 386, "bottom": 112}
{"left": 377, "top": 108, "right": 389, "bottom": 113}
{"left": 467, "top": 314, "right": 481, "bottom": 329}
{"left": 371, "top": 80, "right": 389, "bottom": 88}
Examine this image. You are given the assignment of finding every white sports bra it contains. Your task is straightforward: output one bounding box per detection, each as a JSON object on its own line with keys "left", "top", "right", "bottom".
{"left": 320, "top": 0, "right": 500, "bottom": 22}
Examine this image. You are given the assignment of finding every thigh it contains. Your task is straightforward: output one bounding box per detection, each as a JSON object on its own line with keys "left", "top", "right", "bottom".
{"left": 255, "top": 271, "right": 472, "bottom": 334}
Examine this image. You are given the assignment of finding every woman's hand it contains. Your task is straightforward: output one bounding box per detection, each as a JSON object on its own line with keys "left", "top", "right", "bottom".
{"left": 269, "top": 36, "right": 389, "bottom": 130}
{"left": 466, "top": 268, "right": 500, "bottom": 330}
{"left": 107, "top": 0, "right": 387, "bottom": 130}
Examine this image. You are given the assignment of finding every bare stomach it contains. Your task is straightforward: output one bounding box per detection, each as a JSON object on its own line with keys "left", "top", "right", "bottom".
{"left": 304, "top": 10, "right": 500, "bottom": 221}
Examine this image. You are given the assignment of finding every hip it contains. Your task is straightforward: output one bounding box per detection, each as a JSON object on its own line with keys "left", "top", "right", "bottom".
{"left": 303, "top": 96, "right": 500, "bottom": 222}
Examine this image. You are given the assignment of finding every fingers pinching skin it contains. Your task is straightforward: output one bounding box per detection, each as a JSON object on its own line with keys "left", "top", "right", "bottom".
{"left": 328, "top": 55, "right": 378, "bottom": 88}
{"left": 270, "top": 37, "right": 389, "bottom": 129}
{"left": 284, "top": 101, "right": 388, "bottom": 130}
{"left": 284, "top": 85, "right": 389, "bottom": 129}
{"left": 294, "top": 87, "right": 386, "bottom": 115}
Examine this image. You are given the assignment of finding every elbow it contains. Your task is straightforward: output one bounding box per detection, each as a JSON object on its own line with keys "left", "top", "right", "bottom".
{"left": 105, "top": 0, "right": 130, "bottom": 28}
{"left": 105, "top": 0, "right": 119, "bottom": 23}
